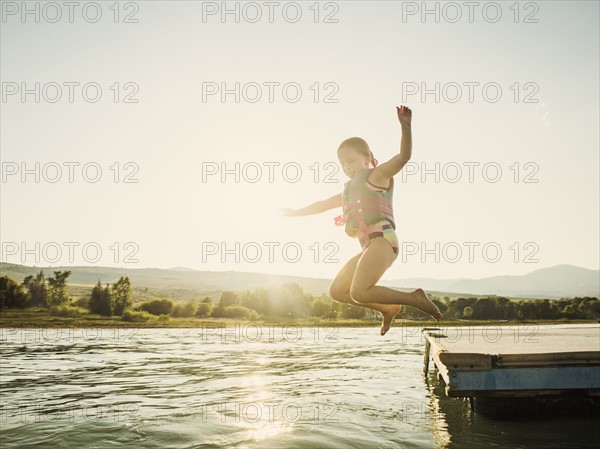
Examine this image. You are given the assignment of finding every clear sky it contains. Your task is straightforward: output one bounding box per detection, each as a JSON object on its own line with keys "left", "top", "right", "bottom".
{"left": 1, "top": 1, "right": 598, "bottom": 281}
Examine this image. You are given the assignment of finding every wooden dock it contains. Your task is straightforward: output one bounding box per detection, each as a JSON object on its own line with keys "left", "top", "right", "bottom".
{"left": 423, "top": 324, "right": 600, "bottom": 398}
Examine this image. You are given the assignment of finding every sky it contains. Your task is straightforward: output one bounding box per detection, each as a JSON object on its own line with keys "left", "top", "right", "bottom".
{"left": 1, "top": 0, "right": 598, "bottom": 281}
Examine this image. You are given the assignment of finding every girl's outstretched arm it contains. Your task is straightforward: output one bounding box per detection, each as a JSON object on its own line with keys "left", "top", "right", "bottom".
{"left": 369, "top": 106, "right": 412, "bottom": 186}
{"left": 280, "top": 193, "right": 342, "bottom": 217}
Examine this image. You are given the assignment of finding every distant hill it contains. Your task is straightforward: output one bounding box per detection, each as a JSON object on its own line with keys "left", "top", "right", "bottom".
{"left": 382, "top": 264, "right": 599, "bottom": 298}
{"left": 1, "top": 263, "right": 597, "bottom": 298}
{"left": 167, "top": 266, "right": 197, "bottom": 272}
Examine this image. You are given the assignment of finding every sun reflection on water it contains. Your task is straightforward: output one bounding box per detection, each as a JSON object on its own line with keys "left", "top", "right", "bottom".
{"left": 235, "top": 373, "right": 295, "bottom": 443}
{"left": 243, "top": 421, "right": 294, "bottom": 443}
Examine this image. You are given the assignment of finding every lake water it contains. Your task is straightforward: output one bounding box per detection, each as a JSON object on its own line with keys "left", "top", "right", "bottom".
{"left": 1, "top": 325, "right": 599, "bottom": 449}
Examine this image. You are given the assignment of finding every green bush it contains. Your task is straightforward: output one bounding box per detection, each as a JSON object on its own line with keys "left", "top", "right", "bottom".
{"left": 0, "top": 276, "right": 28, "bottom": 308}
{"left": 50, "top": 304, "right": 88, "bottom": 317}
{"left": 139, "top": 299, "right": 174, "bottom": 316}
{"left": 122, "top": 309, "right": 152, "bottom": 322}
{"left": 172, "top": 301, "right": 196, "bottom": 318}
{"left": 196, "top": 301, "right": 213, "bottom": 318}
{"left": 221, "top": 305, "right": 256, "bottom": 319}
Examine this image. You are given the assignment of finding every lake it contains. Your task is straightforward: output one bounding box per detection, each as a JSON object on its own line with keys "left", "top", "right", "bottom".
{"left": 1, "top": 324, "right": 599, "bottom": 448}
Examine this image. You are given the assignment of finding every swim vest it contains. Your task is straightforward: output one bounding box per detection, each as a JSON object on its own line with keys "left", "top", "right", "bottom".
{"left": 341, "top": 168, "right": 395, "bottom": 237}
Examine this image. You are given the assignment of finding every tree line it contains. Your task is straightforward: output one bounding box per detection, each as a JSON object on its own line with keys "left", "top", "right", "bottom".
{"left": 1, "top": 272, "right": 598, "bottom": 321}
{"left": 0, "top": 271, "right": 132, "bottom": 316}
{"left": 200, "top": 287, "right": 599, "bottom": 321}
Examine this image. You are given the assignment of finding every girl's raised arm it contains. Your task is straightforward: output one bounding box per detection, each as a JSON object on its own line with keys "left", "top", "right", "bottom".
{"left": 369, "top": 106, "right": 413, "bottom": 186}
{"left": 280, "top": 193, "right": 342, "bottom": 217}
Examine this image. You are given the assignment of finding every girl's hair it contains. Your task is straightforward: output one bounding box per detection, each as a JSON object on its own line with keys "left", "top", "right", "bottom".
{"left": 337, "top": 137, "right": 378, "bottom": 167}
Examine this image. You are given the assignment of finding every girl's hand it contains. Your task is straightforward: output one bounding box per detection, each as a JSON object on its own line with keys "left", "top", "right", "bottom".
{"left": 396, "top": 105, "right": 412, "bottom": 126}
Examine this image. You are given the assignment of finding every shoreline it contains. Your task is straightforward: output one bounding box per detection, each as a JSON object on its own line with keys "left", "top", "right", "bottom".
{"left": 0, "top": 309, "right": 597, "bottom": 329}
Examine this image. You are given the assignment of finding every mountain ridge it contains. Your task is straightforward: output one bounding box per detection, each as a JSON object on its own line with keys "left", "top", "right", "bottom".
{"left": 1, "top": 262, "right": 597, "bottom": 298}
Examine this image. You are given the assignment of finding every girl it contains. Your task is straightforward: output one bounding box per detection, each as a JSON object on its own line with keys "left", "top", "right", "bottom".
{"left": 282, "top": 106, "right": 442, "bottom": 335}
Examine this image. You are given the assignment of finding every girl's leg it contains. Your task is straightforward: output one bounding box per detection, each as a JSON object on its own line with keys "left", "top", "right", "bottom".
{"left": 329, "top": 251, "right": 401, "bottom": 335}
{"left": 350, "top": 238, "right": 443, "bottom": 320}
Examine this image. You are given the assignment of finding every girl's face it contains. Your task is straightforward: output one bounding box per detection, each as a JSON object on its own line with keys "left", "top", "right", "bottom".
{"left": 338, "top": 146, "right": 370, "bottom": 179}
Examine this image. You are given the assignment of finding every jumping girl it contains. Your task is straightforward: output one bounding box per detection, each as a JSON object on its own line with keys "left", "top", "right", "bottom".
{"left": 281, "top": 106, "right": 442, "bottom": 335}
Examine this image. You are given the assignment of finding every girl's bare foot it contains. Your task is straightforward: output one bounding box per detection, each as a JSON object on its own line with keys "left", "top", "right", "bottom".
{"left": 380, "top": 305, "right": 401, "bottom": 336}
{"left": 413, "top": 288, "right": 443, "bottom": 321}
